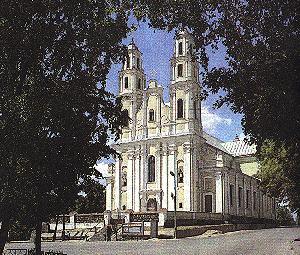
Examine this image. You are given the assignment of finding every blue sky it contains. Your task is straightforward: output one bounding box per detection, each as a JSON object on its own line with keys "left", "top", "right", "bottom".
{"left": 105, "top": 21, "right": 244, "bottom": 142}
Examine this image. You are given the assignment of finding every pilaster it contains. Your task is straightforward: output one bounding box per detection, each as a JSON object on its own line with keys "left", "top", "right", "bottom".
{"left": 215, "top": 171, "right": 223, "bottom": 213}
{"left": 127, "top": 150, "right": 135, "bottom": 209}
{"left": 114, "top": 158, "right": 122, "bottom": 210}
{"left": 161, "top": 145, "right": 169, "bottom": 209}
{"left": 134, "top": 148, "right": 141, "bottom": 211}
{"left": 167, "top": 144, "right": 177, "bottom": 210}
{"left": 183, "top": 142, "right": 192, "bottom": 211}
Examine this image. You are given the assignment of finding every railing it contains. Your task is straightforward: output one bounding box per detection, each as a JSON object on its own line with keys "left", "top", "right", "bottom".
{"left": 4, "top": 249, "right": 66, "bottom": 255}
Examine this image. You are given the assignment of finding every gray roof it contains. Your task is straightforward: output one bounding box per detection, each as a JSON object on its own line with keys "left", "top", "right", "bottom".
{"left": 221, "top": 140, "right": 256, "bottom": 157}
{"left": 203, "top": 132, "right": 256, "bottom": 157}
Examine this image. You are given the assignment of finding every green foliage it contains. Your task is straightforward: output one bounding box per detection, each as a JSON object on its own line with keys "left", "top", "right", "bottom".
{"left": 258, "top": 140, "right": 300, "bottom": 212}
{"left": 71, "top": 177, "right": 106, "bottom": 214}
{"left": 8, "top": 220, "right": 33, "bottom": 241}
{"left": 0, "top": 0, "right": 131, "bottom": 252}
{"left": 276, "top": 205, "right": 295, "bottom": 226}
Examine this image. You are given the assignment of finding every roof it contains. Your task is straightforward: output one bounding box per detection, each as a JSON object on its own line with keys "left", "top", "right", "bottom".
{"left": 203, "top": 132, "right": 230, "bottom": 154}
{"left": 203, "top": 132, "right": 256, "bottom": 157}
{"left": 221, "top": 140, "right": 256, "bottom": 157}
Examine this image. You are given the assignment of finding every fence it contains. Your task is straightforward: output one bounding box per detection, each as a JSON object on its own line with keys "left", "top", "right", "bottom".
{"left": 4, "top": 249, "right": 66, "bottom": 255}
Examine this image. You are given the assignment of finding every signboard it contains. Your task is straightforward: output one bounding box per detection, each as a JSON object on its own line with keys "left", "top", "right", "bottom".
{"left": 129, "top": 212, "right": 159, "bottom": 222}
{"left": 122, "top": 223, "right": 144, "bottom": 237}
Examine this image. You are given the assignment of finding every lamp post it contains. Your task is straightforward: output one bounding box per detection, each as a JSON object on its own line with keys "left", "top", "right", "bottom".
{"left": 170, "top": 171, "right": 177, "bottom": 239}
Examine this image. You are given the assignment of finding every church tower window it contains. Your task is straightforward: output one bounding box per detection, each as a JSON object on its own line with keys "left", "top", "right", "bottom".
{"left": 137, "top": 78, "right": 141, "bottom": 89}
{"left": 126, "top": 57, "right": 130, "bottom": 69}
{"left": 137, "top": 58, "right": 140, "bottom": 69}
{"left": 179, "top": 42, "right": 183, "bottom": 55}
{"left": 177, "top": 99, "right": 184, "bottom": 119}
{"left": 194, "top": 101, "right": 197, "bottom": 119}
{"left": 124, "top": 77, "right": 129, "bottom": 89}
{"left": 149, "top": 109, "right": 155, "bottom": 122}
{"left": 148, "top": 155, "right": 155, "bottom": 182}
{"left": 177, "top": 64, "right": 183, "bottom": 77}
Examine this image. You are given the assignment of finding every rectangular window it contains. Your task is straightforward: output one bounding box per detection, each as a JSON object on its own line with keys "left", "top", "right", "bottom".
{"left": 179, "top": 42, "right": 183, "bottom": 55}
{"left": 229, "top": 184, "right": 234, "bottom": 206}
{"left": 238, "top": 187, "right": 243, "bottom": 207}
{"left": 124, "top": 77, "right": 129, "bottom": 89}
{"left": 137, "top": 58, "right": 140, "bottom": 69}
{"left": 253, "top": 191, "right": 256, "bottom": 210}
{"left": 177, "top": 64, "right": 183, "bottom": 77}
{"left": 179, "top": 202, "right": 183, "bottom": 209}
{"left": 246, "top": 190, "right": 250, "bottom": 208}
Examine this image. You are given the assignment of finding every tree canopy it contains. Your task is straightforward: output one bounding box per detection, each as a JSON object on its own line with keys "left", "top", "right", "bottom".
{"left": 1, "top": 1, "right": 130, "bottom": 253}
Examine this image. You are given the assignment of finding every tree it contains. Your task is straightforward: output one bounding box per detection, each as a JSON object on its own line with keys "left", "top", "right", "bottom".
{"left": 276, "top": 205, "right": 295, "bottom": 226}
{"left": 72, "top": 176, "right": 106, "bottom": 214}
{"left": 1, "top": 1, "right": 130, "bottom": 254}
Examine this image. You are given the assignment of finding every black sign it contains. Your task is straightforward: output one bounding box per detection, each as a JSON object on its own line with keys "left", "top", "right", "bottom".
{"left": 130, "top": 212, "right": 159, "bottom": 222}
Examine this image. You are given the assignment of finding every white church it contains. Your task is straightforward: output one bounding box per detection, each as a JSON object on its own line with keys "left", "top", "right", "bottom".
{"left": 105, "top": 29, "right": 276, "bottom": 223}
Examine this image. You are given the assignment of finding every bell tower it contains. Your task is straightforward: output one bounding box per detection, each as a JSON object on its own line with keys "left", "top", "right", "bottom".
{"left": 169, "top": 29, "right": 202, "bottom": 135}
{"left": 119, "top": 39, "right": 146, "bottom": 141}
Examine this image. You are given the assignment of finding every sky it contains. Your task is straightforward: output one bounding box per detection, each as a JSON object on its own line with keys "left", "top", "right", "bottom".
{"left": 105, "top": 21, "right": 244, "bottom": 143}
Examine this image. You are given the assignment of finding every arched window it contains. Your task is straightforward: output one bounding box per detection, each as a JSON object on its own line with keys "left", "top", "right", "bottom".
{"left": 124, "top": 77, "right": 129, "bottom": 89}
{"left": 148, "top": 155, "right": 155, "bottom": 182}
{"left": 177, "top": 64, "right": 183, "bottom": 77}
{"left": 137, "top": 78, "right": 141, "bottom": 89}
{"left": 137, "top": 58, "right": 140, "bottom": 69}
{"left": 178, "top": 167, "right": 184, "bottom": 183}
{"left": 123, "top": 109, "right": 129, "bottom": 127}
{"left": 149, "top": 109, "right": 155, "bottom": 122}
{"left": 177, "top": 99, "right": 184, "bottom": 119}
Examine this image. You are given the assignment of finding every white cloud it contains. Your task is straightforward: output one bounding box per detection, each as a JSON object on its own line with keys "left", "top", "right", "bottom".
{"left": 201, "top": 105, "right": 232, "bottom": 134}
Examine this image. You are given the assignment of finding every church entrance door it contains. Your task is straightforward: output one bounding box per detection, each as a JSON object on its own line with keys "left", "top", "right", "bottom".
{"left": 146, "top": 198, "right": 157, "bottom": 211}
{"left": 204, "top": 195, "right": 213, "bottom": 213}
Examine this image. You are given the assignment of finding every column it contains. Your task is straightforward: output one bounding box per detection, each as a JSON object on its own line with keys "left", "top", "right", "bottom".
{"left": 183, "top": 142, "right": 192, "bottom": 211}
{"left": 215, "top": 172, "right": 223, "bottom": 213}
{"left": 161, "top": 145, "right": 169, "bottom": 209}
{"left": 105, "top": 177, "right": 112, "bottom": 211}
{"left": 167, "top": 144, "right": 177, "bottom": 210}
{"left": 114, "top": 158, "right": 122, "bottom": 210}
{"left": 127, "top": 150, "right": 135, "bottom": 210}
{"left": 134, "top": 149, "right": 141, "bottom": 211}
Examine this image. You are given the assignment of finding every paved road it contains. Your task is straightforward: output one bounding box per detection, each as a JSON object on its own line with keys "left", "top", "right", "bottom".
{"left": 5, "top": 227, "right": 300, "bottom": 255}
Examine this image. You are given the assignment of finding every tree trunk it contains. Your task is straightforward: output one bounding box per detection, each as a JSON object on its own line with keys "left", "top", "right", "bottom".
{"left": 52, "top": 215, "right": 59, "bottom": 242}
{"left": 62, "top": 214, "right": 65, "bottom": 241}
{"left": 0, "top": 218, "right": 10, "bottom": 255}
{"left": 34, "top": 220, "right": 42, "bottom": 255}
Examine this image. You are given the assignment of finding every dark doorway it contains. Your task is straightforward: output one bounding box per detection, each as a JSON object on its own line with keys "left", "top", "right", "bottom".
{"left": 204, "top": 195, "right": 213, "bottom": 213}
{"left": 147, "top": 198, "right": 157, "bottom": 211}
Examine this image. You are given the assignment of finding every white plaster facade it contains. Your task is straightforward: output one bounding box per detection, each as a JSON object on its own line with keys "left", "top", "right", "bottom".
{"left": 105, "top": 30, "right": 275, "bottom": 221}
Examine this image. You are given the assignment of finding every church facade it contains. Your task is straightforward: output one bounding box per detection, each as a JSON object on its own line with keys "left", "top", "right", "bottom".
{"left": 105, "top": 30, "right": 275, "bottom": 221}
